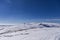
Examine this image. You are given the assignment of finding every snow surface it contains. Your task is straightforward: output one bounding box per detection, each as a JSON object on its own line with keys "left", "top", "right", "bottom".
{"left": 0, "top": 22, "right": 60, "bottom": 40}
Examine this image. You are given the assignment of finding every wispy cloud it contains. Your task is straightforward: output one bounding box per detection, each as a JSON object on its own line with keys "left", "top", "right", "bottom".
{"left": 44, "top": 19, "right": 60, "bottom": 21}
{"left": 25, "top": 18, "right": 60, "bottom": 23}
{"left": 39, "top": 19, "right": 60, "bottom": 23}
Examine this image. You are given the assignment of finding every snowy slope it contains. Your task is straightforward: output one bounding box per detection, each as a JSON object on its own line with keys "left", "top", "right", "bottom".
{"left": 0, "top": 22, "right": 60, "bottom": 40}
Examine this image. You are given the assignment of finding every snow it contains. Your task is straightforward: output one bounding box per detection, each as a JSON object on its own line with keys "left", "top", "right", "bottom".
{"left": 0, "top": 22, "right": 60, "bottom": 40}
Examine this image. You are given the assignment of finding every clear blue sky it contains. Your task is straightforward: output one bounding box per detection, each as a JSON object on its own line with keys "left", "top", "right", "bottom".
{"left": 0, "top": 0, "right": 60, "bottom": 24}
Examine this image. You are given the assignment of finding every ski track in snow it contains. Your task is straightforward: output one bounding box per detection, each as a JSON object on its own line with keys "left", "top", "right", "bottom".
{"left": 0, "top": 22, "right": 60, "bottom": 40}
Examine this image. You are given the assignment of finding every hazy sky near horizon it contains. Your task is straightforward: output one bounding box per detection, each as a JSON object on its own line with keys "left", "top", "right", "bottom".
{"left": 0, "top": 0, "right": 60, "bottom": 24}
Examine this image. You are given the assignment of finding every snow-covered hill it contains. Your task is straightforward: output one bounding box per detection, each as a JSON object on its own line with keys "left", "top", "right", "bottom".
{"left": 0, "top": 22, "right": 60, "bottom": 40}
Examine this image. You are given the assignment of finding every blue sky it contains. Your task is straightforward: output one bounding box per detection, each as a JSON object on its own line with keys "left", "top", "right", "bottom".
{"left": 0, "top": 0, "right": 60, "bottom": 24}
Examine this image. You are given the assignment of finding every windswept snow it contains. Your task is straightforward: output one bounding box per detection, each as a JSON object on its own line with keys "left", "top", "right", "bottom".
{"left": 0, "top": 22, "right": 60, "bottom": 40}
